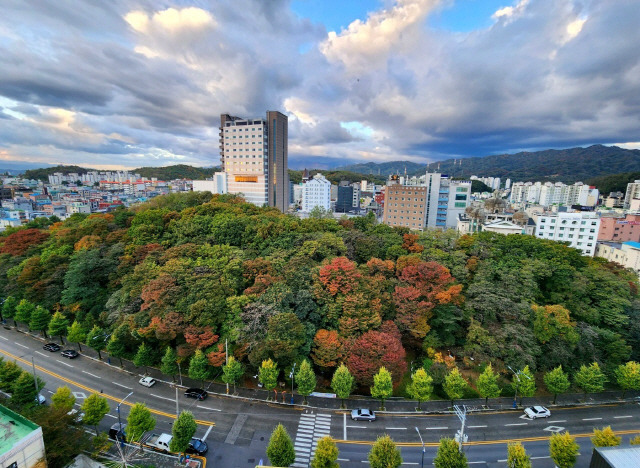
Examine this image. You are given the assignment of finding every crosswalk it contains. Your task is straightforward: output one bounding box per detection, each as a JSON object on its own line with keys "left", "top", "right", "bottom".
{"left": 292, "top": 412, "right": 332, "bottom": 468}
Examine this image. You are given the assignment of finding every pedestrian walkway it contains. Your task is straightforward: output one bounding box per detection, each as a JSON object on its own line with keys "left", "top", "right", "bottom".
{"left": 292, "top": 412, "right": 332, "bottom": 468}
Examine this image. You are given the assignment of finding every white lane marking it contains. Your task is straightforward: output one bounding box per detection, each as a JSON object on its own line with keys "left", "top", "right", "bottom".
{"left": 0, "top": 336, "right": 8, "bottom": 340}
{"left": 468, "top": 425, "right": 487, "bottom": 428}
{"left": 337, "top": 459, "right": 349, "bottom": 462}
{"left": 46, "top": 390, "right": 54, "bottom": 394}
{"left": 196, "top": 405, "right": 221, "bottom": 412}
{"left": 614, "top": 415, "right": 632, "bottom": 419}
{"left": 35, "top": 351, "right": 49, "bottom": 358}
{"left": 106, "top": 414, "right": 118, "bottom": 419}
{"left": 425, "top": 427, "right": 449, "bottom": 430}
{"left": 202, "top": 424, "right": 213, "bottom": 442}
{"left": 505, "top": 423, "right": 527, "bottom": 426}
{"left": 82, "top": 371, "right": 101, "bottom": 379}
{"left": 150, "top": 394, "right": 174, "bottom": 402}
{"left": 113, "top": 382, "right": 133, "bottom": 390}
{"left": 531, "top": 456, "right": 551, "bottom": 460}
{"left": 56, "top": 359, "right": 74, "bottom": 368}
{"left": 344, "top": 412, "right": 347, "bottom": 441}
{"left": 402, "top": 463, "right": 419, "bottom": 465}
{"left": 385, "top": 427, "right": 407, "bottom": 430}
{"left": 548, "top": 420, "right": 567, "bottom": 423}
{"left": 468, "top": 463, "right": 487, "bottom": 465}
{"left": 583, "top": 417, "right": 602, "bottom": 421}
{"left": 498, "top": 459, "right": 507, "bottom": 463}
{"left": 15, "top": 342, "right": 28, "bottom": 349}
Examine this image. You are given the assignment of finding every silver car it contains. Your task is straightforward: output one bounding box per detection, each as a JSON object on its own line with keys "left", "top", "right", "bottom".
{"left": 524, "top": 406, "right": 550, "bottom": 419}
{"left": 351, "top": 408, "right": 376, "bottom": 421}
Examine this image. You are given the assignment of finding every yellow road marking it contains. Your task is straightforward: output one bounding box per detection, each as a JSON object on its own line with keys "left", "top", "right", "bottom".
{"left": 0, "top": 348, "right": 215, "bottom": 426}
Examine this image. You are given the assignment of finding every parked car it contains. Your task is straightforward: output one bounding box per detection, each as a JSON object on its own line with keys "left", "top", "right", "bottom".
{"left": 351, "top": 408, "right": 376, "bottom": 421}
{"left": 184, "top": 388, "right": 208, "bottom": 400}
{"left": 43, "top": 343, "right": 61, "bottom": 352}
{"left": 186, "top": 438, "right": 208, "bottom": 456}
{"left": 524, "top": 406, "right": 551, "bottom": 419}
{"left": 109, "top": 422, "right": 127, "bottom": 441}
{"left": 143, "top": 432, "right": 172, "bottom": 453}
{"left": 61, "top": 349, "right": 79, "bottom": 359}
{"left": 67, "top": 408, "right": 85, "bottom": 422}
{"left": 138, "top": 376, "right": 156, "bottom": 388}
{"left": 35, "top": 394, "right": 46, "bottom": 405}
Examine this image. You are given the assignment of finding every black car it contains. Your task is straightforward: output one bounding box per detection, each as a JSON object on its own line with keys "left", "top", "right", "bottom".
{"left": 109, "top": 422, "right": 127, "bottom": 441}
{"left": 186, "top": 438, "right": 208, "bottom": 456}
{"left": 184, "top": 388, "right": 208, "bottom": 400}
{"left": 61, "top": 349, "right": 79, "bottom": 359}
{"left": 43, "top": 343, "right": 61, "bottom": 352}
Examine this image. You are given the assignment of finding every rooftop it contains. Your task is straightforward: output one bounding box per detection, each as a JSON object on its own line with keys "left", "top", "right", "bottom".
{"left": 0, "top": 404, "right": 39, "bottom": 455}
{"left": 623, "top": 241, "right": 640, "bottom": 250}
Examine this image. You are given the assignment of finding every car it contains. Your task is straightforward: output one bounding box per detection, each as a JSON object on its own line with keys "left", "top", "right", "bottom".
{"left": 524, "top": 406, "right": 551, "bottom": 419}
{"left": 61, "top": 349, "right": 79, "bottom": 359}
{"left": 186, "top": 438, "right": 208, "bottom": 456}
{"left": 351, "top": 408, "right": 376, "bottom": 421}
{"left": 184, "top": 388, "right": 208, "bottom": 400}
{"left": 139, "top": 376, "right": 157, "bottom": 388}
{"left": 35, "top": 394, "right": 46, "bottom": 405}
{"left": 109, "top": 422, "right": 127, "bottom": 441}
{"left": 67, "top": 408, "right": 85, "bottom": 422}
{"left": 43, "top": 343, "right": 61, "bottom": 352}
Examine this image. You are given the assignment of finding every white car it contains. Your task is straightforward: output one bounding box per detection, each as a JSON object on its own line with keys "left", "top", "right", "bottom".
{"left": 139, "top": 376, "right": 157, "bottom": 388}
{"left": 524, "top": 406, "right": 550, "bottom": 419}
{"left": 67, "top": 408, "right": 85, "bottom": 422}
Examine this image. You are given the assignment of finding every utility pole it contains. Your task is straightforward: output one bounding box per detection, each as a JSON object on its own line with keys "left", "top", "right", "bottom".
{"left": 507, "top": 366, "right": 530, "bottom": 408}
{"left": 415, "top": 427, "right": 425, "bottom": 468}
{"left": 31, "top": 357, "right": 39, "bottom": 396}
{"left": 117, "top": 391, "right": 134, "bottom": 434}
{"left": 225, "top": 339, "right": 229, "bottom": 395}
{"left": 289, "top": 363, "right": 296, "bottom": 405}
{"left": 454, "top": 405, "right": 468, "bottom": 452}
{"left": 175, "top": 386, "right": 179, "bottom": 416}
{"left": 177, "top": 360, "right": 183, "bottom": 386}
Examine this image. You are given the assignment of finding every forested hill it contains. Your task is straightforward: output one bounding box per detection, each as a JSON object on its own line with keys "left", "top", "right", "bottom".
{"left": 21, "top": 164, "right": 220, "bottom": 181}
{"left": 586, "top": 171, "right": 640, "bottom": 194}
{"left": 289, "top": 169, "right": 386, "bottom": 185}
{"left": 23, "top": 165, "right": 92, "bottom": 181}
{"left": 335, "top": 161, "right": 424, "bottom": 177}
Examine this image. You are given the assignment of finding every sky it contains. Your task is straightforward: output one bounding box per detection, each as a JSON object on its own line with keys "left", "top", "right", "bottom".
{"left": 0, "top": 0, "right": 639, "bottom": 170}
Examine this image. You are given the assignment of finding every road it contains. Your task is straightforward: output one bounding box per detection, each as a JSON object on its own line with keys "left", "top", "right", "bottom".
{"left": 2, "top": 327, "right": 639, "bottom": 467}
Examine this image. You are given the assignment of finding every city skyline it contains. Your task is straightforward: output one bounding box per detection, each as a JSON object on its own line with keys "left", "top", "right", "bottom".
{"left": 0, "top": 0, "right": 638, "bottom": 170}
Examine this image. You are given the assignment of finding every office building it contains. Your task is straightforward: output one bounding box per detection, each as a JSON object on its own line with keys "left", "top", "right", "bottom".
{"left": 336, "top": 185, "right": 360, "bottom": 213}
{"left": 535, "top": 211, "right": 600, "bottom": 256}
{"left": 219, "top": 111, "right": 289, "bottom": 211}
{"left": 302, "top": 173, "right": 331, "bottom": 212}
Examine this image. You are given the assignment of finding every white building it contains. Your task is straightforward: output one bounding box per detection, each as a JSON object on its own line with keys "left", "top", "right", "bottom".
{"left": 624, "top": 180, "right": 640, "bottom": 209}
{"left": 595, "top": 241, "right": 640, "bottom": 277}
{"left": 0, "top": 404, "right": 46, "bottom": 468}
{"left": 302, "top": 173, "right": 331, "bottom": 212}
{"left": 535, "top": 211, "right": 601, "bottom": 256}
{"left": 511, "top": 181, "right": 598, "bottom": 208}
{"left": 192, "top": 172, "right": 227, "bottom": 195}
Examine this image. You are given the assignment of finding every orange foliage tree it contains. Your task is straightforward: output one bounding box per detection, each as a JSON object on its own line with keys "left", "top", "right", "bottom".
{"left": 0, "top": 228, "right": 49, "bottom": 255}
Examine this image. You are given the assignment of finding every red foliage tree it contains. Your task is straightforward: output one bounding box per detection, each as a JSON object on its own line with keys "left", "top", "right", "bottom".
{"left": 184, "top": 325, "right": 219, "bottom": 349}
{"left": 140, "top": 275, "right": 181, "bottom": 315}
{"left": 347, "top": 330, "right": 407, "bottom": 387}
{"left": 365, "top": 258, "right": 396, "bottom": 278}
{"left": 318, "top": 257, "right": 361, "bottom": 296}
{"left": 207, "top": 343, "right": 226, "bottom": 367}
{"left": 402, "top": 233, "right": 424, "bottom": 253}
{"left": 137, "top": 311, "right": 185, "bottom": 342}
{"left": 311, "top": 329, "right": 344, "bottom": 369}
{"left": 0, "top": 228, "right": 49, "bottom": 256}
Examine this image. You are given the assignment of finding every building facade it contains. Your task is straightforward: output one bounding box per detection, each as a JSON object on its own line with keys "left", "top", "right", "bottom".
{"left": 624, "top": 180, "right": 640, "bottom": 209}
{"left": 301, "top": 173, "right": 331, "bottom": 212}
{"left": 535, "top": 211, "right": 601, "bottom": 256}
{"left": 0, "top": 404, "right": 46, "bottom": 468}
{"left": 596, "top": 241, "right": 640, "bottom": 277}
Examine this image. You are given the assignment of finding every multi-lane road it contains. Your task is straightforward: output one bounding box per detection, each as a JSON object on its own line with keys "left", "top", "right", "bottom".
{"left": 2, "top": 327, "right": 639, "bottom": 467}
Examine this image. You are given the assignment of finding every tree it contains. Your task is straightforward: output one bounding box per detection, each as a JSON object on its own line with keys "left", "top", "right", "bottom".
{"left": 266, "top": 423, "right": 295, "bottom": 467}
{"left": 368, "top": 434, "right": 402, "bottom": 468}
{"left": 518, "top": 366, "right": 536, "bottom": 405}
{"left": 507, "top": 442, "right": 531, "bottom": 468}
{"left": 371, "top": 367, "right": 393, "bottom": 410}
{"left": 126, "top": 402, "right": 156, "bottom": 444}
{"left": 549, "top": 432, "right": 579, "bottom": 468}
{"left": 51, "top": 385, "right": 76, "bottom": 412}
{"left": 311, "top": 329, "right": 344, "bottom": 370}
{"left": 48, "top": 311, "right": 70, "bottom": 344}
{"left": 86, "top": 325, "right": 106, "bottom": 359}
{"left": 347, "top": 329, "right": 407, "bottom": 387}
{"left": 574, "top": 362, "right": 607, "bottom": 398}
{"left": 14, "top": 299, "right": 35, "bottom": 329}
{"left": 544, "top": 366, "right": 571, "bottom": 404}
{"left": 67, "top": 320, "right": 86, "bottom": 352}
{"left": 476, "top": 363, "right": 501, "bottom": 406}
{"left": 169, "top": 411, "right": 197, "bottom": 455}
{"left": 331, "top": 363, "right": 354, "bottom": 408}
{"left": 433, "top": 437, "right": 468, "bottom": 468}
{"left": 133, "top": 342, "right": 155, "bottom": 374}
{"left": 296, "top": 359, "right": 317, "bottom": 405}
{"left": 444, "top": 368, "right": 468, "bottom": 407}
{"left": 2, "top": 296, "right": 18, "bottom": 326}
{"left": 188, "top": 349, "right": 211, "bottom": 388}
{"left": 311, "top": 436, "right": 339, "bottom": 468}
{"left": 11, "top": 371, "right": 45, "bottom": 406}
{"left": 222, "top": 356, "right": 244, "bottom": 394}
{"left": 0, "top": 361, "right": 23, "bottom": 391}
{"left": 81, "top": 393, "right": 110, "bottom": 435}
{"left": 615, "top": 361, "right": 640, "bottom": 398}
{"left": 591, "top": 426, "right": 621, "bottom": 447}
{"left": 29, "top": 305, "right": 51, "bottom": 337}
{"left": 106, "top": 323, "right": 132, "bottom": 368}
{"left": 407, "top": 368, "right": 433, "bottom": 410}
{"left": 265, "top": 312, "right": 305, "bottom": 366}
{"left": 259, "top": 359, "right": 279, "bottom": 400}
{"left": 161, "top": 347, "right": 179, "bottom": 381}
{"left": 630, "top": 435, "right": 640, "bottom": 445}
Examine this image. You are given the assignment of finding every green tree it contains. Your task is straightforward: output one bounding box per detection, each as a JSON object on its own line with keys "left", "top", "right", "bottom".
{"left": 615, "top": 361, "right": 640, "bottom": 398}
{"left": 10, "top": 371, "right": 45, "bottom": 407}
{"left": 630, "top": 435, "right": 640, "bottom": 445}
{"left": 549, "top": 432, "right": 579, "bottom": 468}
{"left": 371, "top": 367, "right": 393, "bottom": 410}
{"left": 476, "top": 363, "right": 501, "bottom": 406}
{"left": 222, "top": 356, "right": 244, "bottom": 394}
{"left": 259, "top": 358, "right": 279, "bottom": 400}
{"left": 311, "top": 436, "right": 339, "bottom": 468}
{"left": 516, "top": 366, "right": 536, "bottom": 405}
{"left": 591, "top": 426, "right": 621, "bottom": 447}
{"left": 574, "top": 362, "right": 607, "bottom": 398}
{"left": 433, "top": 437, "right": 468, "bottom": 468}
{"left": 161, "top": 346, "right": 179, "bottom": 381}
{"left": 544, "top": 366, "right": 571, "bottom": 404}
{"left": 14, "top": 299, "right": 35, "bottom": 329}
{"left": 444, "top": 367, "right": 468, "bottom": 407}
{"left": 188, "top": 349, "right": 211, "bottom": 388}
{"left": 29, "top": 305, "right": 51, "bottom": 338}
{"left": 106, "top": 323, "right": 131, "bottom": 368}
{"left": 266, "top": 423, "right": 296, "bottom": 467}
{"left": 0, "top": 361, "right": 23, "bottom": 391}
{"left": 368, "top": 434, "right": 402, "bottom": 468}
{"left": 133, "top": 342, "right": 155, "bottom": 374}
{"left": 2, "top": 296, "right": 18, "bottom": 326}
{"left": 51, "top": 385, "right": 76, "bottom": 412}
{"left": 67, "top": 320, "right": 86, "bottom": 352}
{"left": 48, "top": 311, "right": 70, "bottom": 345}
{"left": 407, "top": 367, "right": 434, "bottom": 410}
{"left": 81, "top": 393, "right": 110, "bottom": 435}
{"left": 507, "top": 442, "right": 531, "bottom": 468}
{"left": 296, "top": 359, "right": 317, "bottom": 405}
{"left": 86, "top": 325, "right": 106, "bottom": 359}
{"left": 331, "top": 363, "right": 355, "bottom": 409}
{"left": 169, "top": 410, "right": 197, "bottom": 455}
{"left": 126, "top": 402, "right": 156, "bottom": 444}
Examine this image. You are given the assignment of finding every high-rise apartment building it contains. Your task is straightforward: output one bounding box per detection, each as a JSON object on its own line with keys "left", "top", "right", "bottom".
{"left": 534, "top": 211, "right": 600, "bottom": 256}
{"left": 624, "top": 180, "right": 640, "bottom": 209}
{"left": 301, "top": 173, "right": 331, "bottom": 212}
{"left": 219, "top": 111, "right": 289, "bottom": 211}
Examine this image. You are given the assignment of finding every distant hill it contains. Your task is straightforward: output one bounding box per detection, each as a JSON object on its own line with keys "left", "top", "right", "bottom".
{"left": 586, "top": 171, "right": 640, "bottom": 194}
{"left": 133, "top": 164, "right": 219, "bottom": 180}
{"left": 289, "top": 169, "right": 386, "bottom": 186}
{"left": 335, "top": 161, "right": 424, "bottom": 176}
{"left": 23, "top": 165, "right": 92, "bottom": 181}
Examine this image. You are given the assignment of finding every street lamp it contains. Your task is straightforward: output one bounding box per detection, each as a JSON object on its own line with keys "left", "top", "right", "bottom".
{"left": 507, "top": 366, "right": 530, "bottom": 408}
{"left": 289, "top": 363, "right": 297, "bottom": 405}
{"left": 177, "top": 360, "right": 183, "bottom": 386}
{"left": 415, "top": 427, "right": 425, "bottom": 468}
{"left": 116, "top": 391, "right": 134, "bottom": 435}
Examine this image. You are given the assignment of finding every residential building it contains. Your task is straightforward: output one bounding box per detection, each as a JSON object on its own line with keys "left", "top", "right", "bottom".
{"left": 0, "top": 404, "right": 46, "bottom": 468}
{"left": 301, "top": 173, "right": 331, "bottom": 212}
{"left": 192, "top": 172, "right": 227, "bottom": 195}
{"left": 596, "top": 241, "right": 640, "bottom": 277}
{"left": 219, "top": 111, "right": 289, "bottom": 211}
{"left": 535, "top": 211, "right": 600, "bottom": 256}
{"left": 624, "top": 180, "right": 640, "bottom": 209}
{"left": 511, "top": 181, "right": 598, "bottom": 207}
{"left": 598, "top": 214, "right": 640, "bottom": 242}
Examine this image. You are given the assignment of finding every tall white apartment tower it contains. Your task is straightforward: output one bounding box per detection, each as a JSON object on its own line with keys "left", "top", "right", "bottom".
{"left": 219, "top": 111, "right": 289, "bottom": 211}
{"left": 302, "top": 173, "right": 331, "bottom": 212}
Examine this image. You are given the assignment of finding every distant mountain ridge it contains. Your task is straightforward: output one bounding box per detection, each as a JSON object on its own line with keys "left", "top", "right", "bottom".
{"left": 20, "top": 164, "right": 220, "bottom": 182}
{"left": 336, "top": 161, "right": 424, "bottom": 176}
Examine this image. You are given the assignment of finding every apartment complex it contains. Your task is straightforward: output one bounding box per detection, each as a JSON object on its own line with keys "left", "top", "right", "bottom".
{"left": 510, "top": 181, "right": 598, "bottom": 207}
{"left": 301, "top": 173, "right": 331, "bottom": 212}
{"left": 219, "top": 111, "right": 289, "bottom": 211}
{"left": 535, "top": 211, "right": 600, "bottom": 256}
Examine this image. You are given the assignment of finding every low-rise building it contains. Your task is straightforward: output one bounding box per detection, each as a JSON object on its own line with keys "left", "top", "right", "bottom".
{"left": 596, "top": 241, "right": 640, "bottom": 276}
{"left": 0, "top": 404, "right": 46, "bottom": 468}
{"left": 534, "top": 211, "right": 600, "bottom": 256}
{"left": 598, "top": 214, "right": 640, "bottom": 242}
